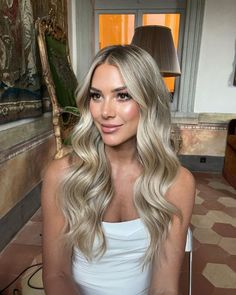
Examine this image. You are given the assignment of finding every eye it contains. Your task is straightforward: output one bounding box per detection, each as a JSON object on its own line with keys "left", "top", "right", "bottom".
{"left": 90, "top": 92, "right": 101, "bottom": 101}
{"left": 117, "top": 92, "right": 132, "bottom": 101}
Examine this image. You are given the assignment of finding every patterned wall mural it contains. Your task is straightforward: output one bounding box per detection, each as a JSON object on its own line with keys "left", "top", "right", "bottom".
{"left": 0, "top": 0, "right": 67, "bottom": 124}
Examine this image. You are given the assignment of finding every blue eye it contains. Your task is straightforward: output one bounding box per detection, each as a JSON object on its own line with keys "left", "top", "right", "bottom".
{"left": 117, "top": 92, "right": 132, "bottom": 101}
{"left": 90, "top": 92, "right": 101, "bottom": 100}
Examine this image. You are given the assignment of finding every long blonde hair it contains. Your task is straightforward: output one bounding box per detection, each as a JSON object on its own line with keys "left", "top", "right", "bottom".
{"left": 59, "top": 45, "right": 180, "bottom": 265}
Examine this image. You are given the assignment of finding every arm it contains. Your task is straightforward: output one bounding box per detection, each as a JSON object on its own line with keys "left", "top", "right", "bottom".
{"left": 41, "top": 158, "right": 81, "bottom": 295}
{"left": 149, "top": 167, "right": 195, "bottom": 295}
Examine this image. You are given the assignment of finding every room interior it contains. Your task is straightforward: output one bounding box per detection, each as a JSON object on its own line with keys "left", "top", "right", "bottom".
{"left": 0, "top": 0, "right": 236, "bottom": 294}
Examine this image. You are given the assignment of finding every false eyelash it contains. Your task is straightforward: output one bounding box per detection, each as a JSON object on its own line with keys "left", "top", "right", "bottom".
{"left": 89, "top": 92, "right": 101, "bottom": 99}
{"left": 117, "top": 92, "right": 132, "bottom": 99}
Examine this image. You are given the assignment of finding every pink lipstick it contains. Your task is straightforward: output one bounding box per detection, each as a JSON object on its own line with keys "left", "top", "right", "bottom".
{"left": 101, "top": 124, "right": 122, "bottom": 133}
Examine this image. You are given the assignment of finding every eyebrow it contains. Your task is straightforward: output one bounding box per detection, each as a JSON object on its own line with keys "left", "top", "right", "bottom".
{"left": 90, "top": 86, "right": 127, "bottom": 93}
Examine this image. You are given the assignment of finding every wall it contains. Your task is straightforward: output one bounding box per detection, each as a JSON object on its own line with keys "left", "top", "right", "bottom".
{"left": 0, "top": 115, "right": 56, "bottom": 250}
{"left": 68, "top": 0, "right": 94, "bottom": 83}
{"left": 194, "top": 0, "right": 236, "bottom": 113}
{"left": 174, "top": 0, "right": 236, "bottom": 171}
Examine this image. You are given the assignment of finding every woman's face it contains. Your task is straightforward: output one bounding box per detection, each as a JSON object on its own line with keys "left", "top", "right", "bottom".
{"left": 89, "top": 63, "right": 140, "bottom": 147}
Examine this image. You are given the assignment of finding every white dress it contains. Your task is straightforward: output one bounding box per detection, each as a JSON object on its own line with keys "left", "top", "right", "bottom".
{"left": 72, "top": 218, "right": 152, "bottom": 295}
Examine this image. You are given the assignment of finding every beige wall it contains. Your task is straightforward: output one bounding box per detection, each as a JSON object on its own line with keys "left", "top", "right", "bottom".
{"left": 0, "top": 115, "right": 56, "bottom": 218}
{"left": 179, "top": 125, "right": 227, "bottom": 157}
{"left": 173, "top": 113, "right": 236, "bottom": 157}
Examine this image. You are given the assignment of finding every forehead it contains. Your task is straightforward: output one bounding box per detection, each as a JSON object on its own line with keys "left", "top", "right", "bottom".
{"left": 91, "top": 63, "right": 125, "bottom": 88}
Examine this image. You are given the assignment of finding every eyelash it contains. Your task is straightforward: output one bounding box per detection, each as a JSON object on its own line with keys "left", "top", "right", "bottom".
{"left": 89, "top": 92, "right": 132, "bottom": 101}
{"left": 117, "top": 92, "right": 132, "bottom": 101}
{"left": 90, "top": 92, "right": 101, "bottom": 100}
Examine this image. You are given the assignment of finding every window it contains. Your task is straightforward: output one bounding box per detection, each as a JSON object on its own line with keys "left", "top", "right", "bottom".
{"left": 94, "top": 0, "right": 204, "bottom": 114}
{"left": 99, "top": 14, "right": 135, "bottom": 49}
{"left": 98, "top": 13, "right": 180, "bottom": 94}
{"left": 95, "top": 1, "right": 186, "bottom": 110}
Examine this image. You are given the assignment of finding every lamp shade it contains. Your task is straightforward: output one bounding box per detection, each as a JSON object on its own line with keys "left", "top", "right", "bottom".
{"left": 131, "top": 25, "right": 181, "bottom": 77}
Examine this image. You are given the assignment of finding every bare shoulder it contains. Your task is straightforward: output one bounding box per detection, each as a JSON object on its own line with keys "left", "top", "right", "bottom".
{"left": 173, "top": 166, "right": 195, "bottom": 192}
{"left": 166, "top": 166, "right": 196, "bottom": 214}
{"left": 41, "top": 154, "right": 74, "bottom": 208}
{"left": 42, "top": 155, "right": 71, "bottom": 184}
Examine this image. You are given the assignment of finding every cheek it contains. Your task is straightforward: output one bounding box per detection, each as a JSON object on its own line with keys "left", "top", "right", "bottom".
{"left": 120, "top": 102, "right": 140, "bottom": 121}
{"left": 89, "top": 101, "right": 98, "bottom": 119}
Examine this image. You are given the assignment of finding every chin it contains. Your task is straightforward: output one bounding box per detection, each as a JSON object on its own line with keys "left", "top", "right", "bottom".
{"left": 101, "top": 135, "right": 136, "bottom": 148}
{"left": 101, "top": 139, "right": 122, "bottom": 147}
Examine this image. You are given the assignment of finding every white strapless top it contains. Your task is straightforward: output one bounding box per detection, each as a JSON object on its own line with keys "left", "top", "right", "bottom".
{"left": 72, "top": 218, "right": 151, "bottom": 295}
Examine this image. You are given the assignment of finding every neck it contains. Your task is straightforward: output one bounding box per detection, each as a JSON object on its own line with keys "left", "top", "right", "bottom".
{"left": 105, "top": 141, "right": 138, "bottom": 166}
{"left": 105, "top": 140, "right": 143, "bottom": 180}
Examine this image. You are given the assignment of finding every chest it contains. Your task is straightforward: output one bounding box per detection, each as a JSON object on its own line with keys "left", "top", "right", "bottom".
{"left": 103, "top": 173, "right": 139, "bottom": 222}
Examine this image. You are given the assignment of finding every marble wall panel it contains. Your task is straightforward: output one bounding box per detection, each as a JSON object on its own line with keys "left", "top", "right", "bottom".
{"left": 0, "top": 135, "right": 55, "bottom": 217}
{"left": 179, "top": 125, "right": 228, "bottom": 156}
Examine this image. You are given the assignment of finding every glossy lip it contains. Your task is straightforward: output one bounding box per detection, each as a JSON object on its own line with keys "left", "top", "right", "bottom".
{"left": 100, "top": 123, "right": 123, "bottom": 133}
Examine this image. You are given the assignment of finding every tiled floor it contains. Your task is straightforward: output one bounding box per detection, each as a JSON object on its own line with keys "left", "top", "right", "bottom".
{"left": 0, "top": 172, "right": 235, "bottom": 295}
{"left": 189, "top": 173, "right": 236, "bottom": 295}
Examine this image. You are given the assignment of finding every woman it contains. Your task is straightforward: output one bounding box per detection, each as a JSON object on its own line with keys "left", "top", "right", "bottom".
{"left": 41, "top": 45, "right": 195, "bottom": 295}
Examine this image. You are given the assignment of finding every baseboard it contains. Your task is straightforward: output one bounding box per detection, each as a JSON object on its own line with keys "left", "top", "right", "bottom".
{"left": 178, "top": 155, "right": 224, "bottom": 173}
{"left": 0, "top": 183, "right": 41, "bottom": 252}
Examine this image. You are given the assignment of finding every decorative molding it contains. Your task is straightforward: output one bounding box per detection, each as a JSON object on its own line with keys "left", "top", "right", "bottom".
{"left": 0, "top": 129, "right": 56, "bottom": 217}
{"left": 0, "top": 131, "right": 53, "bottom": 165}
{"left": 0, "top": 114, "right": 53, "bottom": 164}
{"left": 0, "top": 100, "right": 42, "bottom": 124}
{"left": 172, "top": 112, "right": 235, "bottom": 125}
{"left": 178, "top": 124, "right": 227, "bottom": 131}
{"left": 177, "top": 0, "right": 205, "bottom": 112}
{"left": 95, "top": 0, "right": 187, "bottom": 10}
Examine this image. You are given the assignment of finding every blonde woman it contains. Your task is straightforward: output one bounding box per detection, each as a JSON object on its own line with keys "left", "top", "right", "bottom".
{"left": 41, "top": 45, "right": 195, "bottom": 295}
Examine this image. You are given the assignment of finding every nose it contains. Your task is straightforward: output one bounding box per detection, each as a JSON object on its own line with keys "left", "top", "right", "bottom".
{"left": 101, "top": 98, "right": 115, "bottom": 119}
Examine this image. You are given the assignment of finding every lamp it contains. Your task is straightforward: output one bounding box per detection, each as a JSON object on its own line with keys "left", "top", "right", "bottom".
{"left": 131, "top": 25, "right": 181, "bottom": 77}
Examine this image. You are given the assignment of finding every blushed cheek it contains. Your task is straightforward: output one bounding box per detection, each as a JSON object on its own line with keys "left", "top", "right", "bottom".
{"left": 121, "top": 103, "right": 140, "bottom": 121}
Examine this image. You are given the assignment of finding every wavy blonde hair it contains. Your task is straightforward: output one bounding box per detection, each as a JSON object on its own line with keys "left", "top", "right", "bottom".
{"left": 59, "top": 45, "right": 180, "bottom": 265}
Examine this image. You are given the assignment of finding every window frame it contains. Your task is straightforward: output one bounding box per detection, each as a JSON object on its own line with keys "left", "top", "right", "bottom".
{"left": 95, "top": 10, "right": 138, "bottom": 53}
{"left": 94, "top": 4, "right": 186, "bottom": 111}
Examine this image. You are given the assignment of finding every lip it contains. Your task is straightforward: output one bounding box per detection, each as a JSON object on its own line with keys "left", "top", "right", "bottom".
{"left": 101, "top": 123, "right": 123, "bottom": 133}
